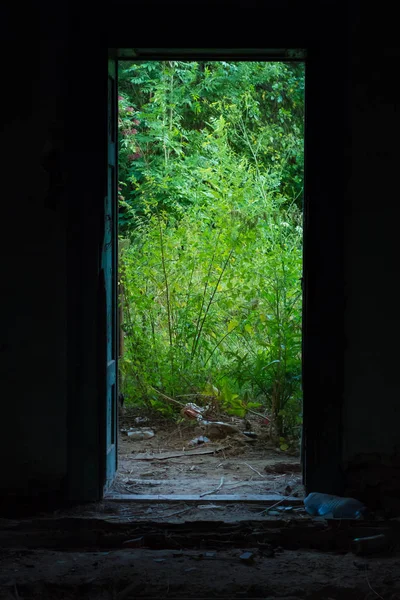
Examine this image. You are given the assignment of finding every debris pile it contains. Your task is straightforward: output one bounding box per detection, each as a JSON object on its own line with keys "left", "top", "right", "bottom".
{"left": 121, "top": 427, "right": 155, "bottom": 440}
{"left": 181, "top": 402, "right": 258, "bottom": 444}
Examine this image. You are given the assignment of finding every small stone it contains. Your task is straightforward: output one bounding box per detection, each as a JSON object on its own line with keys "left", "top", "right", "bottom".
{"left": 240, "top": 551, "right": 255, "bottom": 563}
{"left": 127, "top": 428, "right": 155, "bottom": 440}
{"left": 188, "top": 436, "right": 210, "bottom": 447}
{"left": 283, "top": 485, "right": 293, "bottom": 496}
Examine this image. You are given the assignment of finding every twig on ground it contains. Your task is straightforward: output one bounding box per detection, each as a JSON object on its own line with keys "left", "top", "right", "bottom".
{"left": 259, "top": 485, "right": 303, "bottom": 514}
{"left": 13, "top": 584, "right": 20, "bottom": 600}
{"left": 246, "top": 407, "right": 270, "bottom": 419}
{"left": 200, "top": 476, "right": 225, "bottom": 498}
{"left": 243, "top": 462, "right": 264, "bottom": 477}
{"left": 167, "top": 460, "right": 196, "bottom": 465}
{"left": 224, "top": 480, "right": 270, "bottom": 490}
{"left": 366, "top": 576, "right": 384, "bottom": 600}
{"left": 224, "top": 481, "right": 253, "bottom": 491}
{"left": 160, "top": 506, "right": 194, "bottom": 519}
{"left": 132, "top": 446, "right": 226, "bottom": 461}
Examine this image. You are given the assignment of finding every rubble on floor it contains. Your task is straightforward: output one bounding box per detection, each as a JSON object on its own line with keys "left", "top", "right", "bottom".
{"left": 114, "top": 408, "right": 303, "bottom": 498}
{"left": 0, "top": 510, "right": 399, "bottom": 599}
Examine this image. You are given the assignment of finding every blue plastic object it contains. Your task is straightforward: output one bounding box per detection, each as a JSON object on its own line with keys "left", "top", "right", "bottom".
{"left": 304, "top": 492, "right": 366, "bottom": 519}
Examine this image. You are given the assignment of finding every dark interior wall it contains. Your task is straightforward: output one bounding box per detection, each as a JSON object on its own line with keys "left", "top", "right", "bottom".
{"left": 1, "top": 0, "right": 400, "bottom": 511}
{"left": 1, "top": 4, "right": 106, "bottom": 508}
{"left": 342, "top": 10, "right": 400, "bottom": 511}
{"left": 1, "top": 2, "right": 121, "bottom": 509}
{"left": 345, "top": 47, "right": 400, "bottom": 457}
{"left": 1, "top": 8, "right": 69, "bottom": 504}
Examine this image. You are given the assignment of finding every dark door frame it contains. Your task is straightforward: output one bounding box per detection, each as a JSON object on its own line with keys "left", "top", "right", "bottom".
{"left": 106, "top": 47, "right": 346, "bottom": 496}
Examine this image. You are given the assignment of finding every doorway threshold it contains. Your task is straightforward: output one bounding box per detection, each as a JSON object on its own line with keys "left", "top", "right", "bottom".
{"left": 104, "top": 492, "right": 302, "bottom": 503}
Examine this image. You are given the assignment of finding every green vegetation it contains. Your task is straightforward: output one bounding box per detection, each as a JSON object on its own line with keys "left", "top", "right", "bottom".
{"left": 118, "top": 60, "right": 304, "bottom": 443}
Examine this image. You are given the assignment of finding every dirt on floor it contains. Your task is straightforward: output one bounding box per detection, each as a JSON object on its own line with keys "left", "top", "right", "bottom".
{"left": 1, "top": 545, "right": 400, "bottom": 599}
{"left": 1, "top": 496, "right": 400, "bottom": 599}
{"left": 112, "top": 407, "right": 303, "bottom": 498}
{"left": 4, "top": 410, "right": 399, "bottom": 599}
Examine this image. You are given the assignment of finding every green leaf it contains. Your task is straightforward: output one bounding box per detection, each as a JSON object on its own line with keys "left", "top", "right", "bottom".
{"left": 228, "top": 319, "right": 239, "bottom": 333}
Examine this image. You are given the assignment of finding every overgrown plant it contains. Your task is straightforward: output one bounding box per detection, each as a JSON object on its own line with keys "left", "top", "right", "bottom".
{"left": 118, "top": 60, "right": 304, "bottom": 440}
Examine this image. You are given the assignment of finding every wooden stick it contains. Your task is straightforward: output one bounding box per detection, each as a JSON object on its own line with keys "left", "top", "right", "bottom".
{"left": 132, "top": 446, "right": 226, "bottom": 461}
{"left": 261, "top": 485, "right": 303, "bottom": 514}
{"left": 149, "top": 386, "right": 185, "bottom": 408}
{"left": 243, "top": 462, "right": 264, "bottom": 477}
{"left": 159, "top": 506, "right": 194, "bottom": 519}
{"left": 200, "top": 476, "right": 225, "bottom": 498}
{"left": 246, "top": 407, "right": 270, "bottom": 419}
{"left": 224, "top": 481, "right": 259, "bottom": 490}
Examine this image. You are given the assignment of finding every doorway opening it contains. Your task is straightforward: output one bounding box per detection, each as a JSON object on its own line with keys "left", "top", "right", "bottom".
{"left": 111, "top": 53, "right": 305, "bottom": 504}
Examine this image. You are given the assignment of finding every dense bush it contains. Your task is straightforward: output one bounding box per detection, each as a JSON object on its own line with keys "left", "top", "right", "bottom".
{"left": 118, "top": 60, "right": 304, "bottom": 442}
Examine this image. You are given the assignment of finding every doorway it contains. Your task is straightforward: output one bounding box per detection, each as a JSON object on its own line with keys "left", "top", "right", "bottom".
{"left": 108, "top": 50, "right": 306, "bottom": 502}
